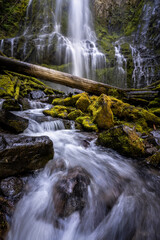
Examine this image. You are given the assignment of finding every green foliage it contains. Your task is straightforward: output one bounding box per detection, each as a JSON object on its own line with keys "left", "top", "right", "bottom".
{"left": 0, "top": 0, "right": 29, "bottom": 38}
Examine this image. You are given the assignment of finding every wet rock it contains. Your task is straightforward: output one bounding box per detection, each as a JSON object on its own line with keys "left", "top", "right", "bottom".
{"left": 29, "top": 90, "right": 46, "bottom": 100}
{"left": 49, "top": 159, "right": 67, "bottom": 174}
{"left": 0, "top": 177, "right": 23, "bottom": 198}
{"left": 53, "top": 166, "right": 90, "bottom": 218}
{"left": 19, "top": 98, "right": 31, "bottom": 110}
{"left": 0, "top": 110, "right": 29, "bottom": 134}
{"left": 146, "top": 151, "right": 160, "bottom": 167}
{"left": 2, "top": 99, "right": 21, "bottom": 111}
{"left": 97, "top": 125, "right": 145, "bottom": 158}
{"left": 0, "top": 134, "right": 54, "bottom": 178}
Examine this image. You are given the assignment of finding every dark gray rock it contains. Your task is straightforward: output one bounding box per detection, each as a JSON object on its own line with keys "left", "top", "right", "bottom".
{"left": 0, "top": 134, "right": 54, "bottom": 178}
{"left": 53, "top": 166, "right": 90, "bottom": 218}
{"left": 29, "top": 90, "right": 46, "bottom": 100}
{"left": 0, "top": 110, "right": 29, "bottom": 134}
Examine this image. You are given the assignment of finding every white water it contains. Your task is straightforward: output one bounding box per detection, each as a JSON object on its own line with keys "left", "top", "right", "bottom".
{"left": 7, "top": 103, "right": 160, "bottom": 240}
{"left": 0, "top": 0, "right": 106, "bottom": 80}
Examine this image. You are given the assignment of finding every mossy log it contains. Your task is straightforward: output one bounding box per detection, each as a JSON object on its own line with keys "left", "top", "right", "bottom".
{"left": 0, "top": 56, "right": 159, "bottom": 100}
{"left": 0, "top": 56, "right": 126, "bottom": 96}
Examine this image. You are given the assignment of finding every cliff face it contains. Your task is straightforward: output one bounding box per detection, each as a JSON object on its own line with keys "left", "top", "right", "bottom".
{"left": 94, "top": 0, "right": 160, "bottom": 88}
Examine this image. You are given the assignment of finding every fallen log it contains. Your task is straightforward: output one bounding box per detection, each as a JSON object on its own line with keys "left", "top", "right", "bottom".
{"left": 0, "top": 56, "right": 159, "bottom": 101}
{"left": 0, "top": 56, "right": 126, "bottom": 96}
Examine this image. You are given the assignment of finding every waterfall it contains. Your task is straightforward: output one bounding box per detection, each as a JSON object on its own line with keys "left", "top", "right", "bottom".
{"left": 6, "top": 104, "right": 160, "bottom": 240}
{"left": 0, "top": 0, "right": 106, "bottom": 80}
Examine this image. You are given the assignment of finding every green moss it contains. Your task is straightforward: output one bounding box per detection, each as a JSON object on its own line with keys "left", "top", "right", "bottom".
{"left": 0, "top": 74, "right": 15, "bottom": 98}
{"left": 52, "top": 94, "right": 82, "bottom": 106}
{"left": 111, "top": 97, "right": 160, "bottom": 132}
{"left": 76, "top": 116, "right": 98, "bottom": 132}
{"left": 88, "top": 94, "right": 114, "bottom": 130}
{"left": 2, "top": 99, "right": 21, "bottom": 111}
{"left": 43, "top": 106, "right": 68, "bottom": 119}
{"left": 151, "top": 108, "right": 160, "bottom": 117}
{"left": 67, "top": 109, "right": 84, "bottom": 120}
{"left": 97, "top": 125, "right": 145, "bottom": 158}
{"left": 0, "top": 0, "right": 29, "bottom": 38}
{"left": 146, "top": 152, "right": 160, "bottom": 167}
{"left": 76, "top": 92, "right": 91, "bottom": 112}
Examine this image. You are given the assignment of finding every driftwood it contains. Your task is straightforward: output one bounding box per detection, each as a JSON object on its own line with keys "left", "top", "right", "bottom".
{"left": 0, "top": 56, "right": 159, "bottom": 100}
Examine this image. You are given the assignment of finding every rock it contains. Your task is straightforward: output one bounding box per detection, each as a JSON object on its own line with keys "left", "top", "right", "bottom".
{"left": 0, "top": 110, "right": 29, "bottom": 134}
{"left": 0, "top": 177, "right": 23, "bottom": 198}
{"left": 146, "top": 151, "right": 160, "bottom": 167}
{"left": 0, "top": 134, "right": 54, "bottom": 178}
{"left": 28, "top": 90, "right": 46, "bottom": 100}
{"left": 97, "top": 125, "right": 145, "bottom": 158}
{"left": 53, "top": 166, "right": 90, "bottom": 218}
{"left": 19, "top": 98, "right": 31, "bottom": 110}
{"left": 76, "top": 92, "right": 91, "bottom": 112}
{"left": 89, "top": 94, "right": 114, "bottom": 130}
{"left": 2, "top": 99, "right": 21, "bottom": 111}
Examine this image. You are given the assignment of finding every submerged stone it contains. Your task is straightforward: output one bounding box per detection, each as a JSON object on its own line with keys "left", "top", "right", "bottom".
{"left": 53, "top": 166, "right": 90, "bottom": 218}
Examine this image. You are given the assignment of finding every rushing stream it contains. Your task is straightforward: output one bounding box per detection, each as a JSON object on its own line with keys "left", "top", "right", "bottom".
{"left": 6, "top": 102, "right": 160, "bottom": 240}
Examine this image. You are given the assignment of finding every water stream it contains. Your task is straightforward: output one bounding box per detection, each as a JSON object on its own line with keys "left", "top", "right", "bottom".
{"left": 6, "top": 102, "right": 160, "bottom": 240}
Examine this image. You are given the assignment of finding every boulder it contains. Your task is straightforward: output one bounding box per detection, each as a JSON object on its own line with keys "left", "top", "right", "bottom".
{"left": 0, "top": 134, "right": 54, "bottom": 178}
{"left": 53, "top": 166, "right": 90, "bottom": 218}
{"left": 2, "top": 99, "right": 21, "bottom": 111}
{"left": 97, "top": 125, "right": 145, "bottom": 158}
{"left": 89, "top": 94, "right": 114, "bottom": 130}
{"left": 76, "top": 92, "right": 91, "bottom": 112}
{"left": 146, "top": 151, "right": 160, "bottom": 167}
{"left": 28, "top": 90, "right": 46, "bottom": 100}
{"left": 0, "top": 110, "right": 29, "bottom": 134}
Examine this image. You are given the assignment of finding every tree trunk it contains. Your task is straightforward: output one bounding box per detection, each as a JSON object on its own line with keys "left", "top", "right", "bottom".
{"left": 0, "top": 56, "right": 126, "bottom": 96}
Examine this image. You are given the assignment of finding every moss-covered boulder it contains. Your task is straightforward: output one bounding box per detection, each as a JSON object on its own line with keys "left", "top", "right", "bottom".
{"left": 76, "top": 116, "right": 98, "bottom": 132}
{"left": 89, "top": 94, "right": 114, "bottom": 130}
{"left": 0, "top": 75, "right": 15, "bottom": 98}
{"left": 68, "top": 109, "right": 84, "bottom": 120}
{"left": 97, "top": 125, "right": 145, "bottom": 158}
{"left": 146, "top": 151, "right": 160, "bottom": 167}
{"left": 43, "top": 106, "right": 68, "bottom": 119}
{"left": 76, "top": 92, "right": 91, "bottom": 112}
{"left": 52, "top": 94, "right": 82, "bottom": 106}
{"left": 2, "top": 99, "right": 21, "bottom": 111}
{"left": 111, "top": 97, "right": 160, "bottom": 132}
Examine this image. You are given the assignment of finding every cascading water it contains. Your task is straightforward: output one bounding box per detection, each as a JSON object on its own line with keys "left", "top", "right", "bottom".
{"left": 0, "top": 0, "right": 106, "bottom": 80}
{"left": 6, "top": 102, "right": 160, "bottom": 240}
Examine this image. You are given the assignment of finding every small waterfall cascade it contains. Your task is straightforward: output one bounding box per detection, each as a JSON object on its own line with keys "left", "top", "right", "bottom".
{"left": 6, "top": 103, "right": 160, "bottom": 240}
{"left": 0, "top": 0, "right": 106, "bottom": 80}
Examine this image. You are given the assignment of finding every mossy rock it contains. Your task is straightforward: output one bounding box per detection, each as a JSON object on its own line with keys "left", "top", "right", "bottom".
{"left": 52, "top": 94, "right": 82, "bottom": 107}
{"left": 148, "top": 98, "right": 160, "bottom": 108}
{"left": 97, "top": 125, "right": 145, "bottom": 158}
{"left": 151, "top": 108, "right": 160, "bottom": 117}
{"left": 76, "top": 116, "right": 98, "bottom": 132}
{"left": 88, "top": 94, "right": 114, "bottom": 130}
{"left": 43, "top": 106, "right": 68, "bottom": 119}
{"left": 111, "top": 97, "right": 160, "bottom": 132}
{"left": 68, "top": 109, "right": 84, "bottom": 120}
{"left": 0, "top": 74, "right": 15, "bottom": 98}
{"left": 76, "top": 92, "right": 91, "bottom": 112}
{"left": 2, "top": 99, "right": 21, "bottom": 111}
{"left": 146, "top": 151, "right": 160, "bottom": 167}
